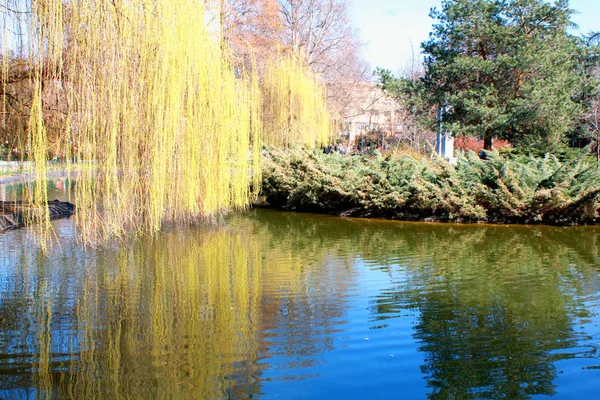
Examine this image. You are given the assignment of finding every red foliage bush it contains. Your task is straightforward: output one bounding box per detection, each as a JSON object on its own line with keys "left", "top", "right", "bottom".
{"left": 454, "top": 137, "right": 511, "bottom": 152}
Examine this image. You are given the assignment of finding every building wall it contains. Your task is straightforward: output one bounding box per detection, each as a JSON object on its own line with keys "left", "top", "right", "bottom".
{"left": 340, "top": 82, "right": 402, "bottom": 143}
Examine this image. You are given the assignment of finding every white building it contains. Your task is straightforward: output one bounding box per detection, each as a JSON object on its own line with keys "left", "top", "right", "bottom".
{"left": 339, "top": 82, "right": 402, "bottom": 144}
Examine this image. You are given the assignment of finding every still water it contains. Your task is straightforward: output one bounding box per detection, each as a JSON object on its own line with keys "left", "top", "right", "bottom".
{"left": 1, "top": 199, "right": 600, "bottom": 398}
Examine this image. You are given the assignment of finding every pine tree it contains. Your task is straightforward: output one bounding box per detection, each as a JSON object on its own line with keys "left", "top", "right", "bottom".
{"left": 380, "top": 0, "right": 591, "bottom": 152}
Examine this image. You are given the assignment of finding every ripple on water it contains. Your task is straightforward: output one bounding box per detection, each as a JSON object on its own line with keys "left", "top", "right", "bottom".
{"left": 2, "top": 209, "right": 600, "bottom": 398}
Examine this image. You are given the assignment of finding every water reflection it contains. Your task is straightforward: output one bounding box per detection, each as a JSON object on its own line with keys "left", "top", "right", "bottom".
{"left": 0, "top": 212, "right": 359, "bottom": 398}
{"left": 363, "top": 226, "right": 600, "bottom": 399}
{"left": 0, "top": 178, "right": 74, "bottom": 202}
{"left": 2, "top": 229, "right": 264, "bottom": 398}
{"left": 1, "top": 209, "right": 600, "bottom": 399}
{"left": 235, "top": 211, "right": 600, "bottom": 399}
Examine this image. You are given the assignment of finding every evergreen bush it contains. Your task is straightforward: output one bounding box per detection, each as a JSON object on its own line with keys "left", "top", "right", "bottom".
{"left": 261, "top": 148, "right": 600, "bottom": 225}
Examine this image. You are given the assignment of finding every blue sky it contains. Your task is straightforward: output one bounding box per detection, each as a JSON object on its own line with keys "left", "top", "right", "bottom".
{"left": 351, "top": 0, "right": 600, "bottom": 75}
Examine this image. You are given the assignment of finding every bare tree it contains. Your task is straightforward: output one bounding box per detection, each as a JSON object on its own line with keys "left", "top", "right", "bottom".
{"left": 217, "top": 0, "right": 367, "bottom": 81}
{"left": 390, "top": 42, "right": 435, "bottom": 151}
{"left": 217, "top": 0, "right": 364, "bottom": 80}
{"left": 1, "top": 0, "right": 30, "bottom": 57}
{"left": 273, "top": 0, "right": 368, "bottom": 128}
{"left": 276, "top": 0, "right": 364, "bottom": 80}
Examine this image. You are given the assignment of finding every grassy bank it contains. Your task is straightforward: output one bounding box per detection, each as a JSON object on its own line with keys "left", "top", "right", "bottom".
{"left": 261, "top": 148, "right": 600, "bottom": 225}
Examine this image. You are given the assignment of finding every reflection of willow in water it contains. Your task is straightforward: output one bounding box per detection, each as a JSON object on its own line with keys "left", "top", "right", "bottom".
{"left": 0, "top": 230, "right": 264, "bottom": 398}
{"left": 0, "top": 215, "right": 358, "bottom": 397}
{"left": 3, "top": 210, "right": 600, "bottom": 398}
{"left": 228, "top": 211, "right": 358, "bottom": 374}
{"left": 71, "top": 231, "right": 264, "bottom": 399}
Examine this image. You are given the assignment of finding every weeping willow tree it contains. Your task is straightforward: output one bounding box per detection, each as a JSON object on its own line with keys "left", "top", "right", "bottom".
{"left": 2, "top": 0, "right": 263, "bottom": 245}
{"left": 1, "top": 0, "right": 336, "bottom": 246}
{"left": 262, "top": 52, "right": 332, "bottom": 148}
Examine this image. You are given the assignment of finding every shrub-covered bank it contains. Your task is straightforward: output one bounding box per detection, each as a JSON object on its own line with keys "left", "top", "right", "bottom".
{"left": 261, "top": 149, "right": 600, "bottom": 225}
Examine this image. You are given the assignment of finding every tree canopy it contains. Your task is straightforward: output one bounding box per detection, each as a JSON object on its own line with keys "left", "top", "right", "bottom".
{"left": 379, "top": 0, "right": 598, "bottom": 151}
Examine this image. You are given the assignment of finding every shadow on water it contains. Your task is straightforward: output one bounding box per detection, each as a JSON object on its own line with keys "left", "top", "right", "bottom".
{"left": 0, "top": 207, "right": 599, "bottom": 398}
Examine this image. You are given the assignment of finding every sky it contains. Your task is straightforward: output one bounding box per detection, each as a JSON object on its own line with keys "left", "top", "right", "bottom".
{"left": 351, "top": 0, "right": 600, "bottom": 76}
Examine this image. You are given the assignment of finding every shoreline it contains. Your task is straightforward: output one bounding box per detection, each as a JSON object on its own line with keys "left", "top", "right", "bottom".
{"left": 253, "top": 201, "right": 596, "bottom": 227}
{"left": 260, "top": 149, "right": 600, "bottom": 227}
{"left": 0, "top": 170, "right": 79, "bottom": 186}
{"left": 3, "top": 152, "right": 599, "bottom": 228}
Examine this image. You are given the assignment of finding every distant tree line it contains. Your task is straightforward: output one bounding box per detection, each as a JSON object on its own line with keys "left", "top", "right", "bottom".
{"left": 378, "top": 0, "right": 600, "bottom": 155}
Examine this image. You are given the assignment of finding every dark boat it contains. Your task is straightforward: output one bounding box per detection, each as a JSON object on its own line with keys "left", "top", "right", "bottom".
{"left": 0, "top": 200, "right": 75, "bottom": 233}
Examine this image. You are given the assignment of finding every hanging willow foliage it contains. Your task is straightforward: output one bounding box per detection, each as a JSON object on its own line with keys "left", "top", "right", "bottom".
{"left": 2, "top": 0, "right": 263, "bottom": 245}
{"left": 262, "top": 52, "right": 332, "bottom": 148}
{"left": 1, "top": 1, "right": 334, "bottom": 246}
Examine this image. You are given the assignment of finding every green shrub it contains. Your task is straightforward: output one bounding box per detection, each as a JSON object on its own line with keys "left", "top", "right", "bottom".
{"left": 261, "top": 148, "right": 600, "bottom": 225}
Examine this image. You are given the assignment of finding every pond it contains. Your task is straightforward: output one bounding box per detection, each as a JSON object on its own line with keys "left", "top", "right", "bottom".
{"left": 1, "top": 206, "right": 600, "bottom": 399}
{"left": 0, "top": 178, "right": 73, "bottom": 202}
